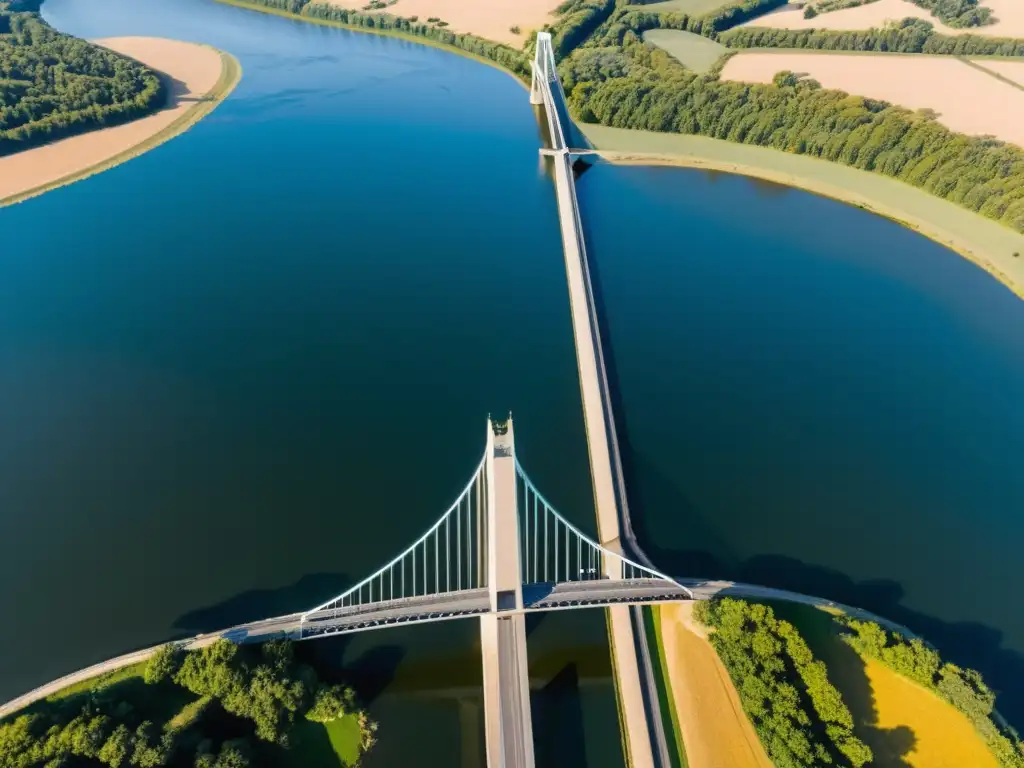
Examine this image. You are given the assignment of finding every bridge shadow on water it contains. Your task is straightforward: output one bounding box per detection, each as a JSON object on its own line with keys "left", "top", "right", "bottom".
{"left": 532, "top": 664, "right": 588, "bottom": 768}
{"left": 577, "top": 201, "right": 1024, "bottom": 732}
{"left": 171, "top": 572, "right": 353, "bottom": 634}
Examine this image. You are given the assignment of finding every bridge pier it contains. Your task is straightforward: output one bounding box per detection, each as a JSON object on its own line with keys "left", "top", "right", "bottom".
{"left": 480, "top": 418, "right": 536, "bottom": 768}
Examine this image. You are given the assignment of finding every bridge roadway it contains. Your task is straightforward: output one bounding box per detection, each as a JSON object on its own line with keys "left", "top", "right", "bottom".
{"left": 0, "top": 579, "right": 920, "bottom": 722}
{"left": 535, "top": 31, "right": 669, "bottom": 768}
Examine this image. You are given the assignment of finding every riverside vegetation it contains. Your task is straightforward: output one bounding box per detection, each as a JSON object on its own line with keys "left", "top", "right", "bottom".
{"left": 0, "top": 0, "right": 165, "bottom": 157}
{"left": 695, "top": 598, "right": 1024, "bottom": 768}
{"left": 230, "top": 0, "right": 1024, "bottom": 236}
{"left": 0, "top": 639, "right": 377, "bottom": 767}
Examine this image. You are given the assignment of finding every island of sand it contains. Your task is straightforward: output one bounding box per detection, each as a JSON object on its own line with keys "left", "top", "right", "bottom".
{"left": 0, "top": 37, "right": 241, "bottom": 208}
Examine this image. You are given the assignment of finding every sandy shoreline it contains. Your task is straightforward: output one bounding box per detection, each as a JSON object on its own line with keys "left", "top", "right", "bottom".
{"left": 0, "top": 37, "right": 241, "bottom": 208}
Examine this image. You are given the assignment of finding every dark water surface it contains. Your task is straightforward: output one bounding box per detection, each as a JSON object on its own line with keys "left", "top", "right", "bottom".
{"left": 3, "top": 1, "right": 619, "bottom": 764}
{"left": 3, "top": 0, "right": 1024, "bottom": 756}
{"left": 578, "top": 164, "right": 1024, "bottom": 723}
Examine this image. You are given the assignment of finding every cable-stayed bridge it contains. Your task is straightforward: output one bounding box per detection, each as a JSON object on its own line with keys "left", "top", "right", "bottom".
{"left": 299, "top": 418, "right": 689, "bottom": 642}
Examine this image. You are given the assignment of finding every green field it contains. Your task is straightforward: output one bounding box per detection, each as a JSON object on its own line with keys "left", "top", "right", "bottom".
{"left": 631, "top": 0, "right": 737, "bottom": 13}
{"left": 580, "top": 123, "right": 1024, "bottom": 299}
{"left": 285, "top": 716, "right": 363, "bottom": 766}
{"left": 643, "top": 29, "right": 728, "bottom": 72}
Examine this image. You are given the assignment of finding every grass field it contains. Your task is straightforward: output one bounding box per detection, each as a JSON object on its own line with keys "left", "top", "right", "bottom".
{"left": 643, "top": 29, "right": 728, "bottom": 73}
{"left": 580, "top": 123, "right": 1024, "bottom": 301}
{"left": 45, "top": 661, "right": 147, "bottom": 702}
{"left": 631, "top": 0, "right": 736, "bottom": 14}
{"left": 646, "top": 606, "right": 689, "bottom": 768}
{"left": 770, "top": 602, "right": 999, "bottom": 768}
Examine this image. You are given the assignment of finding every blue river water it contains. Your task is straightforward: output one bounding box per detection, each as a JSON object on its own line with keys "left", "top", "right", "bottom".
{"left": 1, "top": 0, "right": 1023, "bottom": 759}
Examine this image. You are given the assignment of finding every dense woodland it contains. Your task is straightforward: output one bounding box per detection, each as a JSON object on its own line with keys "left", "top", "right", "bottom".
{"left": 906, "top": 0, "right": 994, "bottom": 27}
{"left": 694, "top": 599, "right": 872, "bottom": 768}
{"left": 0, "top": 640, "right": 375, "bottom": 768}
{"left": 842, "top": 619, "right": 1024, "bottom": 767}
{"left": 721, "top": 17, "right": 1024, "bottom": 54}
{"left": 553, "top": 5, "right": 1024, "bottom": 233}
{"left": 0, "top": 1, "right": 165, "bottom": 157}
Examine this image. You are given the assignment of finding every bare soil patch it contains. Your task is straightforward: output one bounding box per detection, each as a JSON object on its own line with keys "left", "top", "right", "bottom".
{"left": 721, "top": 51, "right": 1024, "bottom": 146}
{"left": 0, "top": 37, "right": 231, "bottom": 206}
{"left": 745, "top": 0, "right": 1024, "bottom": 37}
{"left": 659, "top": 603, "right": 774, "bottom": 768}
{"left": 311, "top": 0, "right": 560, "bottom": 44}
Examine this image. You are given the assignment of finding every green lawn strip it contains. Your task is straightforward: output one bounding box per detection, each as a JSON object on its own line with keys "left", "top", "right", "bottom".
{"left": 284, "top": 715, "right": 363, "bottom": 767}
{"left": 644, "top": 606, "right": 689, "bottom": 768}
{"left": 215, "top": 0, "right": 529, "bottom": 88}
{"left": 1, "top": 48, "right": 243, "bottom": 208}
{"left": 580, "top": 123, "right": 1024, "bottom": 299}
{"left": 45, "top": 661, "right": 148, "bottom": 702}
{"left": 643, "top": 28, "right": 727, "bottom": 72}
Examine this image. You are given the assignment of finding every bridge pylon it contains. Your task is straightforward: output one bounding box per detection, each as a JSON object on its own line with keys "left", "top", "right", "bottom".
{"left": 481, "top": 416, "right": 535, "bottom": 768}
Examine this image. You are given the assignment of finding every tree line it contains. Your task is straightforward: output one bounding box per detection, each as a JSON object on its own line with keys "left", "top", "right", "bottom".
{"left": 230, "top": 0, "right": 533, "bottom": 78}
{"left": 694, "top": 598, "right": 872, "bottom": 768}
{"left": 558, "top": 11, "right": 1024, "bottom": 233}
{"left": 905, "top": 0, "right": 994, "bottom": 27}
{"left": 842, "top": 619, "right": 1024, "bottom": 768}
{"left": 0, "top": 1, "right": 165, "bottom": 157}
{"left": 720, "top": 17, "right": 1024, "bottom": 55}
{"left": 0, "top": 639, "right": 376, "bottom": 768}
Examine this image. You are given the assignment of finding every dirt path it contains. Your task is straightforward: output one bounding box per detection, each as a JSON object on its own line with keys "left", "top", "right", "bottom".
{"left": 659, "top": 603, "right": 774, "bottom": 768}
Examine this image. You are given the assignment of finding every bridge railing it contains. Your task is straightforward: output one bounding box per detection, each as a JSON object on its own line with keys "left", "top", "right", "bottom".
{"left": 301, "top": 449, "right": 488, "bottom": 621}
{"left": 516, "top": 460, "right": 681, "bottom": 588}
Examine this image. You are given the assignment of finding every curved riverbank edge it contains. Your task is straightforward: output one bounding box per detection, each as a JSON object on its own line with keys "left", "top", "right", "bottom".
{"left": 580, "top": 124, "right": 1024, "bottom": 302}
{"left": 0, "top": 40, "right": 242, "bottom": 209}
{"left": 214, "top": 0, "right": 528, "bottom": 89}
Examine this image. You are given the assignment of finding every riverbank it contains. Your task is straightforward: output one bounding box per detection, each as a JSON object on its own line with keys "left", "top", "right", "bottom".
{"left": 580, "top": 124, "right": 1024, "bottom": 301}
{"left": 0, "top": 37, "right": 241, "bottom": 208}
{"left": 215, "top": 0, "right": 529, "bottom": 87}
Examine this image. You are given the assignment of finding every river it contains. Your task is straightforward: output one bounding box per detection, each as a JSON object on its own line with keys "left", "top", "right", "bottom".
{"left": 1, "top": 0, "right": 1023, "bottom": 759}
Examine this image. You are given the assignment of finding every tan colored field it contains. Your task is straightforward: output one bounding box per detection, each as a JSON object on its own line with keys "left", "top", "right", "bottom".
{"left": 721, "top": 52, "right": 1024, "bottom": 146}
{"left": 861, "top": 656, "right": 998, "bottom": 768}
{"left": 658, "top": 603, "right": 774, "bottom": 768}
{"left": 746, "top": 0, "right": 1024, "bottom": 36}
{"left": 311, "top": 0, "right": 559, "bottom": 44}
{"left": 973, "top": 58, "right": 1024, "bottom": 85}
{"left": 0, "top": 37, "right": 236, "bottom": 207}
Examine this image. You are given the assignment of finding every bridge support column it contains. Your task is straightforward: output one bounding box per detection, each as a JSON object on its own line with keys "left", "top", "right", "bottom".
{"left": 480, "top": 417, "right": 535, "bottom": 768}
{"left": 529, "top": 67, "right": 544, "bottom": 106}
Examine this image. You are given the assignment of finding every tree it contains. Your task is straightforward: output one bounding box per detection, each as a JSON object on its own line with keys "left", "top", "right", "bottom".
{"left": 145, "top": 644, "right": 183, "bottom": 685}
{"left": 98, "top": 725, "right": 132, "bottom": 768}
{"left": 305, "top": 684, "right": 353, "bottom": 723}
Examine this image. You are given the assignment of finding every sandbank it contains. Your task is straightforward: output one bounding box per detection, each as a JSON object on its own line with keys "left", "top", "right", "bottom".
{"left": 721, "top": 51, "right": 1024, "bottom": 146}
{"left": 658, "top": 603, "right": 774, "bottom": 768}
{"left": 745, "top": 0, "right": 1024, "bottom": 37}
{"left": 579, "top": 123, "right": 1024, "bottom": 300}
{"left": 0, "top": 37, "right": 241, "bottom": 208}
{"left": 310, "top": 0, "right": 559, "bottom": 44}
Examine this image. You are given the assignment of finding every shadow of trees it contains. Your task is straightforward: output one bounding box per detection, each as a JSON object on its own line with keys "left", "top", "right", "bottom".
{"left": 772, "top": 602, "right": 917, "bottom": 767}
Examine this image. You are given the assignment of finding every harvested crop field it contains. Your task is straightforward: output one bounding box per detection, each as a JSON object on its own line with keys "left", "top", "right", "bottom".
{"left": 310, "top": 0, "right": 559, "bottom": 43}
{"left": 863, "top": 657, "right": 999, "bottom": 768}
{"left": 744, "top": 0, "right": 1024, "bottom": 37}
{"left": 658, "top": 603, "right": 774, "bottom": 768}
{"left": 971, "top": 58, "right": 1024, "bottom": 86}
{"left": 721, "top": 51, "right": 1024, "bottom": 146}
{"left": 644, "top": 29, "right": 728, "bottom": 72}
